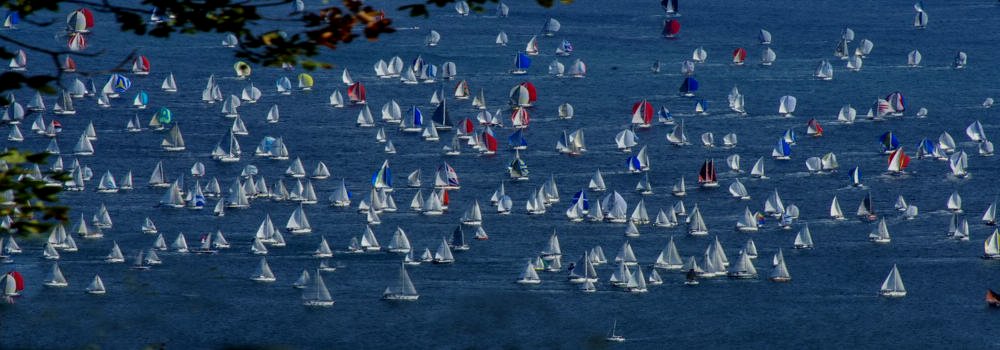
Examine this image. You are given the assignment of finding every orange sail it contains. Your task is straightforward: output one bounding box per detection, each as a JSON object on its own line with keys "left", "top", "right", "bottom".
{"left": 986, "top": 289, "right": 1000, "bottom": 307}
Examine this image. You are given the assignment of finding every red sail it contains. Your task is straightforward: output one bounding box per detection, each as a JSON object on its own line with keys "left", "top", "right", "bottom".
{"left": 461, "top": 118, "right": 475, "bottom": 134}
{"left": 663, "top": 19, "right": 680, "bottom": 36}
{"left": 888, "top": 149, "right": 911, "bottom": 170}
{"left": 807, "top": 118, "right": 824, "bottom": 135}
{"left": 139, "top": 55, "right": 150, "bottom": 71}
{"left": 80, "top": 8, "right": 95, "bottom": 28}
{"left": 8, "top": 271, "right": 23, "bottom": 291}
{"left": 519, "top": 82, "right": 537, "bottom": 103}
{"left": 698, "top": 160, "right": 715, "bottom": 182}
{"left": 631, "top": 100, "right": 654, "bottom": 124}
{"left": 348, "top": 82, "right": 366, "bottom": 102}
{"left": 482, "top": 131, "right": 497, "bottom": 152}
{"left": 62, "top": 56, "right": 77, "bottom": 71}
{"left": 732, "top": 48, "right": 747, "bottom": 63}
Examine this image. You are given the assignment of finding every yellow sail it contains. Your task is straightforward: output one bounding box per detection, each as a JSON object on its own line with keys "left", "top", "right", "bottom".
{"left": 297, "top": 73, "right": 314, "bottom": 89}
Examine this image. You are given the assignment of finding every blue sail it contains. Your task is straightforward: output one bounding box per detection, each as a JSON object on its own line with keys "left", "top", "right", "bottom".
{"left": 371, "top": 163, "right": 392, "bottom": 188}
{"left": 657, "top": 106, "right": 673, "bottom": 122}
{"left": 783, "top": 129, "right": 798, "bottom": 144}
{"left": 778, "top": 138, "right": 791, "bottom": 156}
{"left": 136, "top": 91, "right": 149, "bottom": 105}
{"left": 627, "top": 156, "right": 641, "bottom": 170}
{"left": 411, "top": 106, "right": 423, "bottom": 126}
{"left": 680, "top": 77, "right": 699, "bottom": 93}
{"left": 515, "top": 52, "right": 532, "bottom": 69}
{"left": 261, "top": 136, "right": 277, "bottom": 152}
{"left": 412, "top": 56, "right": 424, "bottom": 71}
{"left": 918, "top": 138, "right": 934, "bottom": 155}
{"left": 696, "top": 99, "right": 707, "bottom": 110}
{"left": 572, "top": 190, "right": 590, "bottom": 210}
{"left": 112, "top": 74, "right": 132, "bottom": 93}
{"left": 880, "top": 131, "right": 899, "bottom": 152}
{"left": 156, "top": 107, "right": 173, "bottom": 124}
{"left": 508, "top": 129, "right": 528, "bottom": 148}
{"left": 560, "top": 40, "right": 573, "bottom": 53}
{"left": 5, "top": 11, "right": 20, "bottom": 26}
{"left": 424, "top": 64, "right": 438, "bottom": 79}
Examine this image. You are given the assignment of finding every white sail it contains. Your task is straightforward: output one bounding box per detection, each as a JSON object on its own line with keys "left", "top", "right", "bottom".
{"left": 86, "top": 275, "right": 106, "bottom": 294}
{"left": 252, "top": 257, "right": 276, "bottom": 282}
{"left": 794, "top": 225, "right": 813, "bottom": 248}
{"left": 879, "top": 265, "right": 906, "bottom": 297}
{"left": 383, "top": 263, "right": 419, "bottom": 300}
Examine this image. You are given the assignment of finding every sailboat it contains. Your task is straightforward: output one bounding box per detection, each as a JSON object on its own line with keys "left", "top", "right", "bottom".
{"left": 794, "top": 225, "right": 814, "bottom": 249}
{"left": 383, "top": 263, "right": 419, "bottom": 300}
{"left": 654, "top": 237, "right": 684, "bottom": 270}
{"left": 516, "top": 260, "right": 542, "bottom": 284}
{"left": 984, "top": 229, "right": 1000, "bottom": 259}
{"left": 983, "top": 201, "right": 997, "bottom": 226}
{"left": 511, "top": 52, "right": 531, "bottom": 75}
{"left": 908, "top": 49, "right": 922, "bottom": 67}
{"left": 687, "top": 206, "right": 708, "bottom": 236}
{"left": 86, "top": 275, "right": 106, "bottom": 294}
{"left": 105, "top": 241, "right": 125, "bottom": 263}
{"left": 293, "top": 270, "right": 311, "bottom": 289}
{"left": 698, "top": 159, "right": 718, "bottom": 188}
{"left": 954, "top": 51, "right": 968, "bottom": 69}
{"left": 886, "top": 148, "right": 911, "bottom": 175}
{"left": 947, "top": 191, "right": 963, "bottom": 213}
{"left": 495, "top": 31, "right": 508, "bottom": 46}
{"left": 524, "top": 35, "right": 540, "bottom": 57}
{"left": 251, "top": 257, "right": 276, "bottom": 282}
{"left": 732, "top": 47, "right": 747, "bottom": 65}
{"left": 727, "top": 251, "right": 757, "bottom": 279}
{"left": 760, "top": 47, "right": 778, "bottom": 67}
{"left": 44, "top": 263, "right": 68, "bottom": 287}
{"left": 541, "top": 17, "right": 561, "bottom": 36}
{"left": 461, "top": 200, "right": 483, "bottom": 226}
{"left": 914, "top": 8, "right": 928, "bottom": 29}
{"left": 814, "top": 60, "right": 834, "bottom": 80}
{"left": 672, "top": 177, "right": 687, "bottom": 197}
{"left": 433, "top": 238, "right": 455, "bottom": 264}
{"left": 386, "top": 227, "right": 411, "bottom": 253}
{"left": 987, "top": 289, "right": 1000, "bottom": 308}
{"left": 589, "top": 170, "right": 606, "bottom": 192}
{"left": 869, "top": 218, "right": 891, "bottom": 243}
{"left": 606, "top": 320, "right": 625, "bottom": 343}
{"left": 736, "top": 207, "right": 759, "bottom": 232}
{"left": 950, "top": 151, "right": 969, "bottom": 178}
{"left": 769, "top": 249, "right": 791, "bottom": 282}
{"left": 778, "top": 95, "right": 797, "bottom": 117}
{"left": 161, "top": 124, "right": 185, "bottom": 151}
{"left": 508, "top": 151, "right": 530, "bottom": 181}
{"left": 772, "top": 138, "right": 792, "bottom": 161}
{"left": 879, "top": 265, "right": 907, "bottom": 297}
{"left": 302, "top": 269, "right": 334, "bottom": 307}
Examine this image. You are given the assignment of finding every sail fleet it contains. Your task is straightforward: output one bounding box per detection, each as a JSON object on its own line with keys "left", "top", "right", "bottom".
{"left": 3, "top": 3, "right": 1000, "bottom": 346}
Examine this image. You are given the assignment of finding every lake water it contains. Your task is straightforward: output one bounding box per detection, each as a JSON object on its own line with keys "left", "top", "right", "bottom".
{"left": 3, "top": 0, "right": 1000, "bottom": 348}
